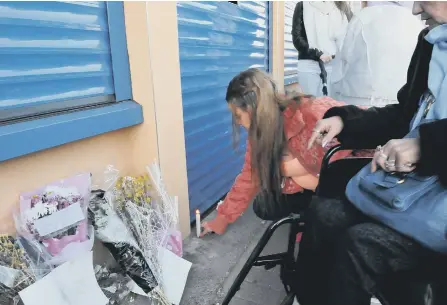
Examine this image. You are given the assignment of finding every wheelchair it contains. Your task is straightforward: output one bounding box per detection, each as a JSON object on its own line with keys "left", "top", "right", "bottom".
{"left": 221, "top": 145, "right": 447, "bottom": 305}
{"left": 221, "top": 145, "right": 372, "bottom": 305}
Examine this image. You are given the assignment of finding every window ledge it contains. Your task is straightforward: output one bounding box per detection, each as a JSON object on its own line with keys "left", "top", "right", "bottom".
{"left": 0, "top": 101, "right": 143, "bottom": 162}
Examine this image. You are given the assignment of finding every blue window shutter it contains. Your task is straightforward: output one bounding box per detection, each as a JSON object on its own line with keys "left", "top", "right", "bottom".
{"left": 0, "top": 1, "right": 132, "bottom": 121}
{"left": 107, "top": 1, "right": 132, "bottom": 101}
{"left": 0, "top": 2, "right": 113, "bottom": 109}
{"left": 284, "top": 1, "right": 299, "bottom": 85}
{"left": 0, "top": 1, "right": 141, "bottom": 161}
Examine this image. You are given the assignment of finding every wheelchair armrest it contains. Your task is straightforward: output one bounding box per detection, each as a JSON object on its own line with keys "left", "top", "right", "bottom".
{"left": 321, "top": 145, "right": 374, "bottom": 170}
{"left": 321, "top": 145, "right": 343, "bottom": 171}
{"left": 318, "top": 145, "right": 373, "bottom": 199}
{"left": 321, "top": 144, "right": 357, "bottom": 173}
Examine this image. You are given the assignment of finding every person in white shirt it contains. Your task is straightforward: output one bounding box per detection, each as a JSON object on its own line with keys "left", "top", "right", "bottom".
{"left": 329, "top": 4, "right": 424, "bottom": 107}
{"left": 292, "top": 1, "right": 352, "bottom": 97}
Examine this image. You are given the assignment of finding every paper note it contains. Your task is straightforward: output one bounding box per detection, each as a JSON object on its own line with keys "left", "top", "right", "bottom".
{"left": 129, "top": 247, "right": 192, "bottom": 304}
{"left": 158, "top": 246, "right": 192, "bottom": 305}
{"left": 34, "top": 202, "right": 85, "bottom": 236}
{"left": 19, "top": 251, "right": 108, "bottom": 305}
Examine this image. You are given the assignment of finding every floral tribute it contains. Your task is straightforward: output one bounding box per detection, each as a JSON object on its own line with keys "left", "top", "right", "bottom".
{"left": 0, "top": 235, "right": 51, "bottom": 305}
{"left": 15, "top": 173, "right": 93, "bottom": 265}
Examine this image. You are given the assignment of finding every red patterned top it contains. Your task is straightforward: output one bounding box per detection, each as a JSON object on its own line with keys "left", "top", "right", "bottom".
{"left": 206, "top": 96, "right": 358, "bottom": 234}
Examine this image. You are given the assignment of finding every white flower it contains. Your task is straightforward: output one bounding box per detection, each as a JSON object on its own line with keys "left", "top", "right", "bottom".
{"left": 45, "top": 204, "right": 58, "bottom": 215}
{"left": 33, "top": 201, "right": 48, "bottom": 218}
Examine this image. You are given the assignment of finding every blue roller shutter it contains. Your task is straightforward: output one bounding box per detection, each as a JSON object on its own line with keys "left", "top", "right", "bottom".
{"left": 284, "top": 1, "right": 299, "bottom": 85}
{"left": 177, "top": 1, "right": 269, "bottom": 219}
{"left": 0, "top": 1, "right": 131, "bottom": 122}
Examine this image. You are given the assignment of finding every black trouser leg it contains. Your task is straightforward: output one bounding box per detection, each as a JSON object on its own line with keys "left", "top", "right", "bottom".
{"left": 252, "top": 190, "right": 314, "bottom": 221}
{"left": 294, "top": 197, "right": 368, "bottom": 305}
{"left": 329, "top": 223, "right": 429, "bottom": 305}
{"left": 295, "top": 197, "right": 441, "bottom": 305}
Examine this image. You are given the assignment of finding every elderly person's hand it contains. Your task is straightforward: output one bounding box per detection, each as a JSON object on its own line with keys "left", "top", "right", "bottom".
{"left": 308, "top": 116, "right": 344, "bottom": 149}
{"left": 371, "top": 138, "right": 421, "bottom": 173}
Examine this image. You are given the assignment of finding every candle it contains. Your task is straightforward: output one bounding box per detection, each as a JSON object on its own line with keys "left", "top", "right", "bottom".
{"left": 195, "top": 209, "right": 201, "bottom": 238}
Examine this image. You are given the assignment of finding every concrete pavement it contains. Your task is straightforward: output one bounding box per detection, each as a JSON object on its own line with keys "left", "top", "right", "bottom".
{"left": 180, "top": 207, "right": 290, "bottom": 305}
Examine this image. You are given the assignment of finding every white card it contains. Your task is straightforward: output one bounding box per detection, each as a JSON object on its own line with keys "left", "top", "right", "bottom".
{"left": 19, "top": 251, "right": 108, "bottom": 305}
{"left": 158, "top": 246, "right": 192, "bottom": 305}
{"left": 34, "top": 202, "right": 85, "bottom": 236}
{"left": 129, "top": 247, "right": 192, "bottom": 304}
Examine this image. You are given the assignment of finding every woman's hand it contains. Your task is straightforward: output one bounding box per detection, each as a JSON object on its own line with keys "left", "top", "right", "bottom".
{"left": 308, "top": 116, "right": 344, "bottom": 149}
{"left": 199, "top": 221, "right": 213, "bottom": 237}
{"left": 371, "top": 138, "right": 421, "bottom": 173}
{"left": 320, "top": 54, "right": 333, "bottom": 63}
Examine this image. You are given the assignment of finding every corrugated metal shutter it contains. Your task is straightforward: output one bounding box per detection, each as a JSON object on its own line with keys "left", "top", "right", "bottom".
{"left": 177, "top": 1, "right": 269, "bottom": 218}
{"left": 0, "top": 1, "right": 123, "bottom": 121}
{"left": 284, "top": 1, "right": 299, "bottom": 85}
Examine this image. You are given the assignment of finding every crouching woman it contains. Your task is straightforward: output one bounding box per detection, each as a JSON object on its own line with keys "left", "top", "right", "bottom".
{"left": 201, "top": 68, "right": 354, "bottom": 236}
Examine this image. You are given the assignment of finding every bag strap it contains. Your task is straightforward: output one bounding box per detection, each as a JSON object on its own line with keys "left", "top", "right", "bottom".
{"left": 411, "top": 90, "right": 435, "bottom": 131}
{"left": 421, "top": 90, "right": 435, "bottom": 120}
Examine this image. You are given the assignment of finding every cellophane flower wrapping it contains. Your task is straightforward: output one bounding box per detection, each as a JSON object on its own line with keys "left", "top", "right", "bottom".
{"left": 0, "top": 234, "right": 52, "bottom": 305}
{"left": 107, "top": 162, "right": 182, "bottom": 305}
{"left": 15, "top": 173, "right": 94, "bottom": 266}
{"left": 145, "top": 163, "right": 182, "bottom": 257}
{"left": 89, "top": 188, "right": 158, "bottom": 295}
{"left": 94, "top": 265, "right": 138, "bottom": 305}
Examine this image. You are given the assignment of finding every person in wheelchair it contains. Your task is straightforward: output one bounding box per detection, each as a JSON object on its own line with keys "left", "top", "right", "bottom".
{"left": 296, "top": 2, "right": 447, "bottom": 305}
{"left": 200, "top": 68, "right": 363, "bottom": 237}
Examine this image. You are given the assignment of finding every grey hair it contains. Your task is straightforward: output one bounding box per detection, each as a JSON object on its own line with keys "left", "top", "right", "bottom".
{"left": 335, "top": 1, "right": 354, "bottom": 21}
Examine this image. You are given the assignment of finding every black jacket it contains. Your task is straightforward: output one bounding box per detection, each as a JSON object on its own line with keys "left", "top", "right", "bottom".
{"left": 324, "top": 28, "right": 447, "bottom": 184}
{"left": 292, "top": 2, "right": 324, "bottom": 61}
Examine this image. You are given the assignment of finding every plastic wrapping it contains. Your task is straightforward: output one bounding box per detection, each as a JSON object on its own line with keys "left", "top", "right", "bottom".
{"left": 91, "top": 165, "right": 121, "bottom": 195}
{"left": 145, "top": 163, "right": 183, "bottom": 257}
{"left": 15, "top": 173, "right": 94, "bottom": 266}
{"left": 89, "top": 190, "right": 158, "bottom": 294}
{"left": 109, "top": 163, "right": 182, "bottom": 304}
{"left": 90, "top": 163, "right": 182, "bottom": 305}
{"left": 0, "top": 235, "right": 52, "bottom": 305}
{"left": 94, "top": 265, "right": 145, "bottom": 305}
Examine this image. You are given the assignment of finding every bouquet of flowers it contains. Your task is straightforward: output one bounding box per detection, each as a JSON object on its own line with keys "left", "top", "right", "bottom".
{"left": 89, "top": 189, "right": 158, "bottom": 295}
{"left": 0, "top": 235, "right": 52, "bottom": 305}
{"left": 14, "top": 173, "right": 94, "bottom": 266}
{"left": 109, "top": 162, "right": 182, "bottom": 305}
